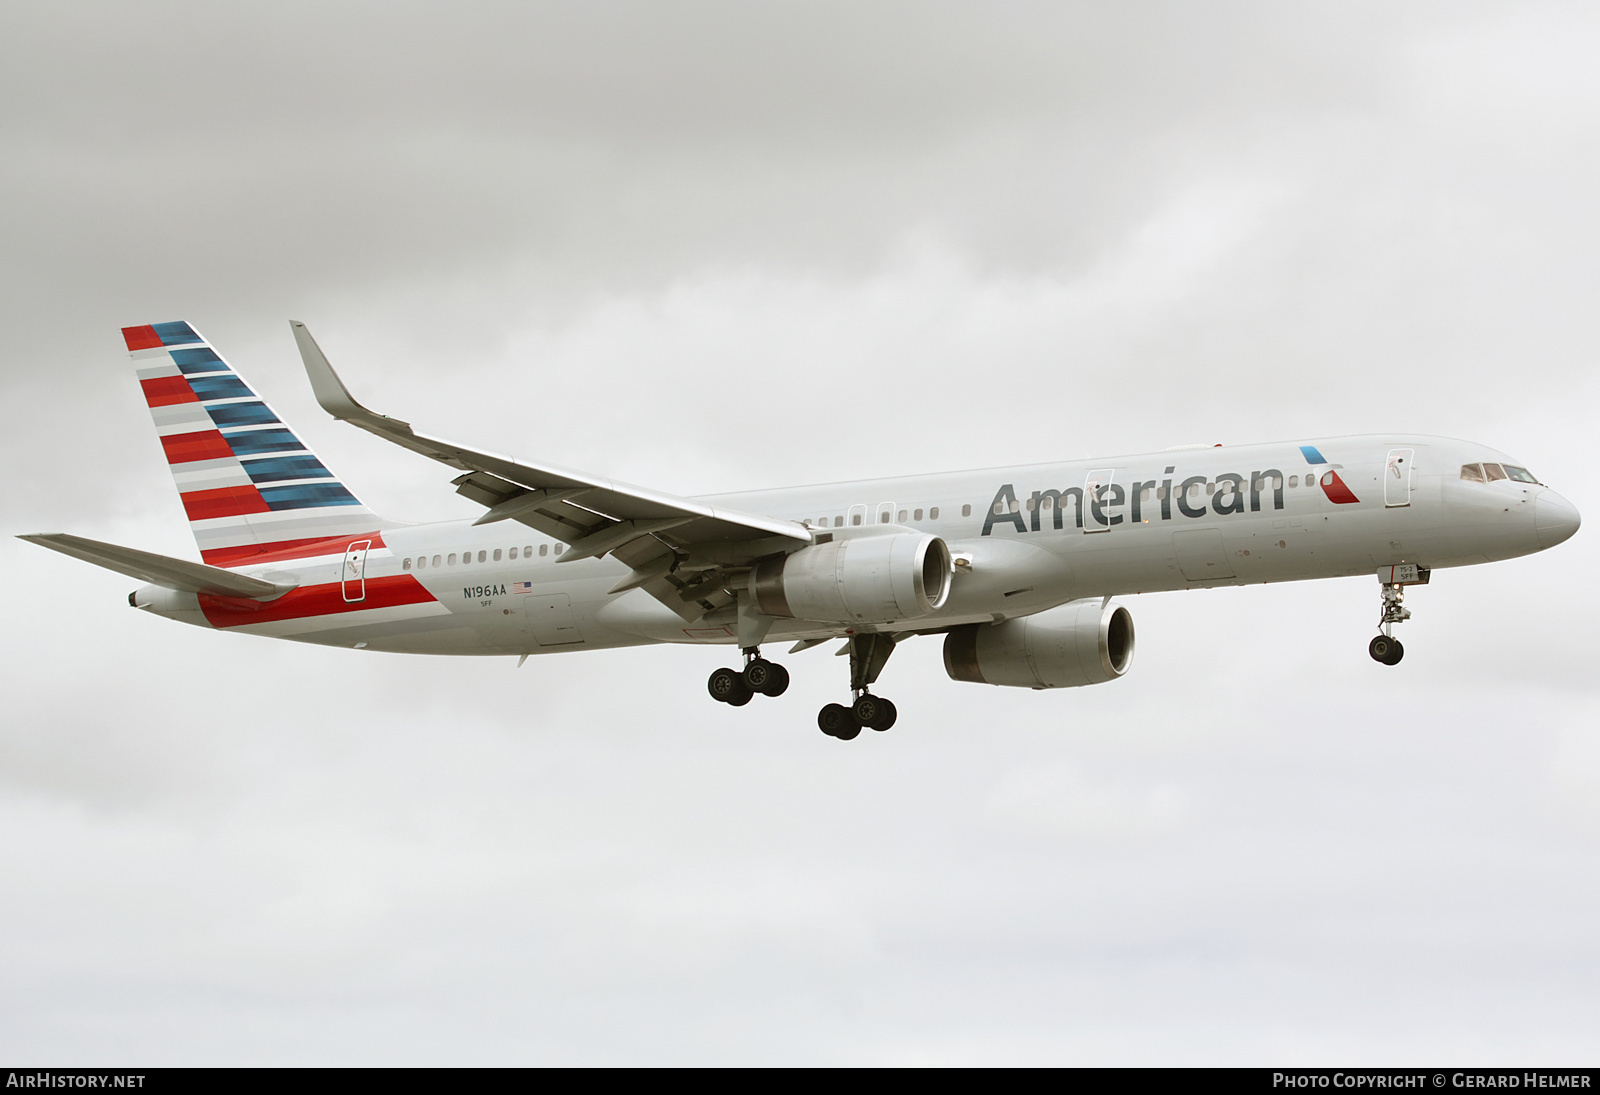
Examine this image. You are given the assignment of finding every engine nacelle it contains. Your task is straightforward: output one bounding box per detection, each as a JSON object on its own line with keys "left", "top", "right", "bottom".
{"left": 751, "top": 533, "right": 952, "bottom": 625}
{"left": 943, "top": 598, "right": 1134, "bottom": 689}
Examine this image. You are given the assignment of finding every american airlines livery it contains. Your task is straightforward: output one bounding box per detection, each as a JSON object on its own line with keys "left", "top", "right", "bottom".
{"left": 22, "top": 321, "right": 1582, "bottom": 740}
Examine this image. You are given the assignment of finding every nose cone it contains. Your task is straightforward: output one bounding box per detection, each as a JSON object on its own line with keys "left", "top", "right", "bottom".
{"left": 1535, "top": 490, "right": 1582, "bottom": 549}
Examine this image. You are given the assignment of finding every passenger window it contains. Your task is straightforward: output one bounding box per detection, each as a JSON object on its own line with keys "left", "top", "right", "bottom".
{"left": 1321, "top": 472, "right": 1333, "bottom": 487}
{"left": 834, "top": 516, "right": 843, "bottom": 527}
{"left": 477, "top": 550, "right": 487, "bottom": 563}
{"left": 448, "top": 553, "right": 457, "bottom": 565}
{"left": 914, "top": 508, "right": 923, "bottom": 521}
{"left": 432, "top": 555, "right": 441, "bottom": 567}
{"left": 402, "top": 557, "right": 412, "bottom": 571}
{"left": 1024, "top": 498, "right": 1035, "bottom": 512}
{"left": 993, "top": 502, "right": 1004, "bottom": 515}
{"left": 1504, "top": 465, "right": 1539, "bottom": 484}
{"left": 1484, "top": 463, "right": 1507, "bottom": 482}
{"left": 1140, "top": 487, "right": 1151, "bottom": 502}
{"left": 524, "top": 545, "right": 532, "bottom": 557}
{"left": 1041, "top": 496, "right": 1053, "bottom": 510}
{"left": 493, "top": 548, "right": 502, "bottom": 561}
{"left": 1289, "top": 475, "right": 1298, "bottom": 487}
{"left": 960, "top": 504, "right": 969, "bottom": 517}
{"left": 508, "top": 547, "right": 517, "bottom": 560}
{"left": 898, "top": 509, "right": 907, "bottom": 522}
{"left": 852, "top": 514, "right": 862, "bottom": 526}
{"left": 1460, "top": 463, "right": 1485, "bottom": 483}
{"left": 879, "top": 512, "right": 889, "bottom": 524}
{"left": 461, "top": 549, "right": 471, "bottom": 563}
{"left": 555, "top": 544, "right": 564, "bottom": 555}
{"left": 539, "top": 544, "right": 548, "bottom": 556}
{"left": 1205, "top": 482, "right": 1215, "bottom": 495}
{"left": 1156, "top": 486, "right": 1166, "bottom": 500}
{"left": 930, "top": 507, "right": 940, "bottom": 519}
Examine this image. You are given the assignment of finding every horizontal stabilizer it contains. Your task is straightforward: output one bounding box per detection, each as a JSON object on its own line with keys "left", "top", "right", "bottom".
{"left": 18, "top": 533, "right": 295, "bottom": 601}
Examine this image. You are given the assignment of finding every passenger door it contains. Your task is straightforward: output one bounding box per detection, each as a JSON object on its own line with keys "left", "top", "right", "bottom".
{"left": 1385, "top": 448, "right": 1414, "bottom": 508}
{"left": 1083, "top": 468, "right": 1122, "bottom": 533}
{"left": 341, "top": 540, "right": 370, "bottom": 603}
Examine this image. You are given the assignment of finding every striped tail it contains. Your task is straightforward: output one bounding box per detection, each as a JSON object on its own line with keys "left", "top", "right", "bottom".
{"left": 123, "top": 321, "right": 390, "bottom": 567}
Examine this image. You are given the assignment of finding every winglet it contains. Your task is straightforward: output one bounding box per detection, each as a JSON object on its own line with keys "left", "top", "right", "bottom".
{"left": 290, "top": 321, "right": 406, "bottom": 427}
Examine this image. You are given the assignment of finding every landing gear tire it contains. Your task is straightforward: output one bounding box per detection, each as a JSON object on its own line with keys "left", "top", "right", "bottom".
{"left": 708, "top": 667, "right": 752, "bottom": 704}
{"left": 1368, "top": 636, "right": 1404, "bottom": 666}
{"left": 818, "top": 703, "right": 860, "bottom": 739}
{"left": 852, "top": 694, "right": 897, "bottom": 731}
{"left": 743, "top": 658, "right": 790, "bottom": 697}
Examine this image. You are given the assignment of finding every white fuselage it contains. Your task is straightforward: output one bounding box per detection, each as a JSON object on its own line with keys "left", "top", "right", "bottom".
{"left": 139, "top": 434, "right": 1577, "bottom": 656}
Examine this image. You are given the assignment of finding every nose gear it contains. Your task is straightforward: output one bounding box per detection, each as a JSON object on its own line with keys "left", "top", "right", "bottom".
{"left": 1369, "top": 565, "right": 1426, "bottom": 665}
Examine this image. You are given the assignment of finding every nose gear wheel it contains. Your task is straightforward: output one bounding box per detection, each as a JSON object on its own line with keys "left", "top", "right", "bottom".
{"left": 1368, "top": 634, "right": 1404, "bottom": 665}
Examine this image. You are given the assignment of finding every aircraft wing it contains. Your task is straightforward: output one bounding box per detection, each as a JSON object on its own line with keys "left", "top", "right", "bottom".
{"left": 18, "top": 533, "right": 295, "bottom": 600}
{"left": 292, "top": 322, "right": 812, "bottom": 618}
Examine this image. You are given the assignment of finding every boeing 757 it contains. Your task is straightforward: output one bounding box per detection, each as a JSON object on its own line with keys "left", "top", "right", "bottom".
{"left": 20, "top": 321, "right": 1582, "bottom": 740}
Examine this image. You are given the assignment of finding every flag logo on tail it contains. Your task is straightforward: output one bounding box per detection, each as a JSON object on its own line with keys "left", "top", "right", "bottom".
{"left": 122, "top": 321, "right": 387, "bottom": 565}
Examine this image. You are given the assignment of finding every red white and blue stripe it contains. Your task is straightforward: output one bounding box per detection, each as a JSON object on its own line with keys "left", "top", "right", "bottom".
{"left": 123, "top": 321, "right": 387, "bottom": 566}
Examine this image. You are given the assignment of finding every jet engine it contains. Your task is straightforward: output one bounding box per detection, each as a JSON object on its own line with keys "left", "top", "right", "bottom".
{"left": 943, "top": 598, "right": 1134, "bottom": 689}
{"left": 751, "top": 533, "right": 952, "bottom": 626}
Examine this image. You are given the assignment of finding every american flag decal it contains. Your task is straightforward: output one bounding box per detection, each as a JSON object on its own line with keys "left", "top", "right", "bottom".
{"left": 512, "top": 581, "right": 534, "bottom": 594}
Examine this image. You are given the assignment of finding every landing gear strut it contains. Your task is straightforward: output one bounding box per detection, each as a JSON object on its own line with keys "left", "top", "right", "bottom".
{"left": 707, "top": 647, "right": 789, "bottom": 706}
{"left": 1368, "top": 577, "right": 1412, "bottom": 666}
{"left": 818, "top": 633, "right": 899, "bottom": 740}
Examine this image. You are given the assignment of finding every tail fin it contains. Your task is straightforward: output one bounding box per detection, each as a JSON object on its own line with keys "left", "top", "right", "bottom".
{"left": 122, "top": 321, "right": 389, "bottom": 566}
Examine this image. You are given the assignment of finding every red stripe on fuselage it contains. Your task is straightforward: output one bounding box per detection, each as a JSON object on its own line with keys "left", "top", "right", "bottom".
{"left": 122, "top": 325, "right": 162, "bottom": 351}
{"left": 161, "top": 429, "right": 235, "bottom": 464}
{"left": 181, "top": 486, "right": 270, "bottom": 521}
{"left": 199, "top": 573, "right": 436, "bottom": 628}
{"left": 200, "top": 531, "right": 387, "bottom": 567}
{"left": 1320, "top": 470, "right": 1361, "bottom": 505}
{"left": 140, "top": 375, "right": 198, "bottom": 407}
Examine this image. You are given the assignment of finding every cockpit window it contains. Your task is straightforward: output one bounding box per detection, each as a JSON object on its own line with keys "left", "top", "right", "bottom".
{"left": 1483, "top": 463, "right": 1507, "bottom": 482}
{"left": 1503, "top": 465, "right": 1540, "bottom": 484}
{"left": 1460, "top": 463, "right": 1485, "bottom": 482}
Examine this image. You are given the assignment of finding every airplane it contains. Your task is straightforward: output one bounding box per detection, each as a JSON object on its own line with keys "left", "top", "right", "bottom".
{"left": 20, "top": 321, "right": 1582, "bottom": 741}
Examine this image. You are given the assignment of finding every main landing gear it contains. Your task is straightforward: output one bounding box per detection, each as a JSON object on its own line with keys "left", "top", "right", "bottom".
{"left": 1368, "top": 577, "right": 1412, "bottom": 666}
{"left": 707, "top": 648, "right": 790, "bottom": 706}
{"left": 817, "top": 633, "right": 899, "bottom": 741}
{"left": 705, "top": 633, "right": 903, "bottom": 741}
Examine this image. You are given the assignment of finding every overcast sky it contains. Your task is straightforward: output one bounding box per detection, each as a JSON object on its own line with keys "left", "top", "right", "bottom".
{"left": 2, "top": 1, "right": 1597, "bottom": 1065}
